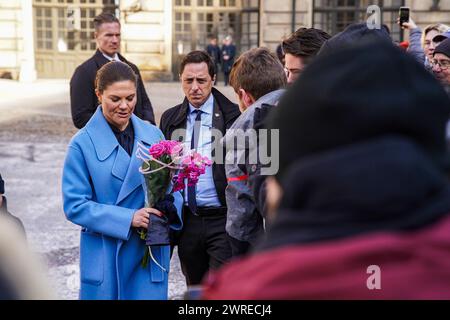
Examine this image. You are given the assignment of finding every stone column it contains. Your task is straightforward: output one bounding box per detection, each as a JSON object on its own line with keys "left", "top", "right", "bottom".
{"left": 19, "top": 0, "right": 37, "bottom": 82}
{"left": 163, "top": 0, "right": 172, "bottom": 75}
{"left": 307, "top": 0, "right": 313, "bottom": 28}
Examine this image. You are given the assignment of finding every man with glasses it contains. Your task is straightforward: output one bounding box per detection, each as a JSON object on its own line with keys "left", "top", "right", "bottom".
{"left": 432, "top": 37, "right": 450, "bottom": 95}
{"left": 282, "top": 28, "right": 331, "bottom": 84}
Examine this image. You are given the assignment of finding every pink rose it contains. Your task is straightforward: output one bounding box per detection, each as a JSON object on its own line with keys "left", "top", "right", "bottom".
{"left": 164, "top": 140, "right": 180, "bottom": 154}
{"left": 170, "top": 143, "right": 184, "bottom": 158}
{"left": 149, "top": 143, "right": 166, "bottom": 159}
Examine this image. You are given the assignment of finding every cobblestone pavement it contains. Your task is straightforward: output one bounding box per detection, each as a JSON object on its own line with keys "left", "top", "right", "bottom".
{"left": 0, "top": 79, "right": 236, "bottom": 299}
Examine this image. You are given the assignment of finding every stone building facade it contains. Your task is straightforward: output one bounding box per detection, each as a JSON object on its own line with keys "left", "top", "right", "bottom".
{"left": 1, "top": 0, "right": 449, "bottom": 81}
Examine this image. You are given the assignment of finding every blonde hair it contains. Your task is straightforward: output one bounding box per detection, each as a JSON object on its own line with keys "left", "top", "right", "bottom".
{"left": 421, "top": 23, "right": 450, "bottom": 47}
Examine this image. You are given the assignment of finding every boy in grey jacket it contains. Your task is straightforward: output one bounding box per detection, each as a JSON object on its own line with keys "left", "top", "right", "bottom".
{"left": 223, "top": 48, "right": 286, "bottom": 256}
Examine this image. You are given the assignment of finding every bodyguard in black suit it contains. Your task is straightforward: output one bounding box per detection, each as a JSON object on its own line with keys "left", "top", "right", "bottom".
{"left": 160, "top": 51, "right": 240, "bottom": 285}
{"left": 70, "top": 13, "right": 155, "bottom": 129}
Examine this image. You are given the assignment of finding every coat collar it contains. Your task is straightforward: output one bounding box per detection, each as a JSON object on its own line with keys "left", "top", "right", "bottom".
{"left": 85, "top": 107, "right": 160, "bottom": 204}
{"left": 116, "top": 114, "right": 161, "bottom": 204}
{"left": 168, "top": 87, "right": 240, "bottom": 132}
{"left": 86, "top": 107, "right": 155, "bottom": 161}
{"left": 93, "top": 49, "right": 110, "bottom": 68}
{"left": 93, "top": 49, "right": 129, "bottom": 68}
{"left": 85, "top": 107, "right": 120, "bottom": 161}
{"left": 211, "top": 87, "right": 240, "bottom": 128}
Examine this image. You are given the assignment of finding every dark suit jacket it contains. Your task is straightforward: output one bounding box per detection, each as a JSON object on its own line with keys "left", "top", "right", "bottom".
{"left": 70, "top": 49, "right": 155, "bottom": 129}
{"left": 159, "top": 87, "right": 241, "bottom": 206}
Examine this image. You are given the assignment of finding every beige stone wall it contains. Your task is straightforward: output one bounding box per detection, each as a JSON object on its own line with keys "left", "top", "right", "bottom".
{"left": 0, "top": 0, "right": 23, "bottom": 79}
{"left": 259, "top": 0, "right": 312, "bottom": 51}
{"left": 406, "top": 0, "right": 450, "bottom": 28}
{"left": 259, "top": 0, "right": 450, "bottom": 48}
{"left": 120, "top": 0, "right": 172, "bottom": 81}
{"left": 3, "top": 0, "right": 450, "bottom": 80}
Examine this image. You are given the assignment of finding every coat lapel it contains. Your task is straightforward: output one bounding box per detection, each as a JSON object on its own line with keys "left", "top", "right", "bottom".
{"left": 93, "top": 49, "right": 110, "bottom": 69}
{"left": 167, "top": 99, "right": 189, "bottom": 141}
{"left": 212, "top": 98, "right": 225, "bottom": 156}
{"left": 115, "top": 115, "right": 163, "bottom": 205}
{"left": 85, "top": 108, "right": 129, "bottom": 182}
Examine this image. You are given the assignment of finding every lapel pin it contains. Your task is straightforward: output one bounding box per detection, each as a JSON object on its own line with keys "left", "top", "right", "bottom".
{"left": 215, "top": 113, "right": 220, "bottom": 117}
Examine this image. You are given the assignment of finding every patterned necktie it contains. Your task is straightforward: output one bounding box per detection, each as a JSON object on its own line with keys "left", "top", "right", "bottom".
{"left": 187, "top": 110, "right": 202, "bottom": 214}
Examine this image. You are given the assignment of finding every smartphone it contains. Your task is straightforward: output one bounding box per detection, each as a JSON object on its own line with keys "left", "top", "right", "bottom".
{"left": 399, "top": 7, "right": 410, "bottom": 25}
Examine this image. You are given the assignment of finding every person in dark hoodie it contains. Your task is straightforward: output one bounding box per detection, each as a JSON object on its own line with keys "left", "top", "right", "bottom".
{"left": 202, "top": 40, "right": 450, "bottom": 299}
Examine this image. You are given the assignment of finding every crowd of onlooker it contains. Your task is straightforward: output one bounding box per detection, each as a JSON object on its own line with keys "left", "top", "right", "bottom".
{"left": 2, "top": 10, "right": 450, "bottom": 300}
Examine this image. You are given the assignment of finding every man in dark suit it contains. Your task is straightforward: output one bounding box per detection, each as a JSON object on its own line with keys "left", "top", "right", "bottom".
{"left": 70, "top": 13, "right": 155, "bottom": 129}
{"left": 221, "top": 36, "right": 236, "bottom": 86}
{"left": 160, "top": 51, "right": 240, "bottom": 285}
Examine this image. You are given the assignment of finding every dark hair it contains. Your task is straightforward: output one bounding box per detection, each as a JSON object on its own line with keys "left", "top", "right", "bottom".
{"left": 229, "top": 47, "right": 286, "bottom": 100}
{"left": 95, "top": 61, "right": 137, "bottom": 94}
{"left": 282, "top": 28, "right": 331, "bottom": 63}
{"left": 179, "top": 50, "right": 216, "bottom": 78}
{"left": 276, "top": 43, "right": 285, "bottom": 65}
{"left": 94, "top": 12, "right": 120, "bottom": 32}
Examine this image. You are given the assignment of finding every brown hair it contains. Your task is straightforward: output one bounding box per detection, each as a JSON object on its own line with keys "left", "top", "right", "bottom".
{"left": 95, "top": 61, "right": 137, "bottom": 94}
{"left": 229, "top": 47, "right": 286, "bottom": 101}
{"left": 94, "top": 12, "right": 120, "bottom": 32}
{"left": 179, "top": 50, "right": 216, "bottom": 78}
{"left": 282, "top": 27, "right": 331, "bottom": 64}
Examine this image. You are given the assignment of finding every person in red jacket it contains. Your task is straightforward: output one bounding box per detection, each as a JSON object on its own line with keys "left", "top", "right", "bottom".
{"left": 202, "top": 40, "right": 450, "bottom": 300}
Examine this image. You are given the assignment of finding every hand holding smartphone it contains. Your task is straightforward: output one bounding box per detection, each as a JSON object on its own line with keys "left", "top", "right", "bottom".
{"left": 399, "top": 7, "right": 410, "bottom": 26}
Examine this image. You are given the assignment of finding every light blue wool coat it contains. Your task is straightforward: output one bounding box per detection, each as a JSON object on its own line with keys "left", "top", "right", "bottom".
{"left": 62, "top": 107, "right": 183, "bottom": 300}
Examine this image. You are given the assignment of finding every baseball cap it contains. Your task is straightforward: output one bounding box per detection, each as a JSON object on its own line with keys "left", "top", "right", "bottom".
{"left": 433, "top": 30, "right": 450, "bottom": 43}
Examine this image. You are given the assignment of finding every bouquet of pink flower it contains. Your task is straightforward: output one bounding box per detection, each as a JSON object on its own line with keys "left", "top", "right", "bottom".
{"left": 173, "top": 150, "right": 213, "bottom": 192}
{"left": 136, "top": 140, "right": 212, "bottom": 268}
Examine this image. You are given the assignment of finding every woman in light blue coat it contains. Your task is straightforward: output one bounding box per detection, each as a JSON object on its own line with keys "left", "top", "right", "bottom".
{"left": 62, "top": 62, "right": 182, "bottom": 300}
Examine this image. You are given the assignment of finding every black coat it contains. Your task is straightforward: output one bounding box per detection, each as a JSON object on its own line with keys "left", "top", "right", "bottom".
{"left": 221, "top": 44, "right": 236, "bottom": 74}
{"left": 160, "top": 88, "right": 240, "bottom": 206}
{"left": 206, "top": 44, "right": 221, "bottom": 66}
{"left": 70, "top": 50, "right": 155, "bottom": 129}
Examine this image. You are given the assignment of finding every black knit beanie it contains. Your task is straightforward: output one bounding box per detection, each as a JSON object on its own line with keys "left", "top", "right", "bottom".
{"left": 434, "top": 38, "right": 450, "bottom": 58}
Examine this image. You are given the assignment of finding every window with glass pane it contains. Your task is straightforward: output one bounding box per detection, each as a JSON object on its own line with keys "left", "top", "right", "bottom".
{"left": 34, "top": 0, "right": 118, "bottom": 52}
{"left": 313, "top": 0, "right": 404, "bottom": 41}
